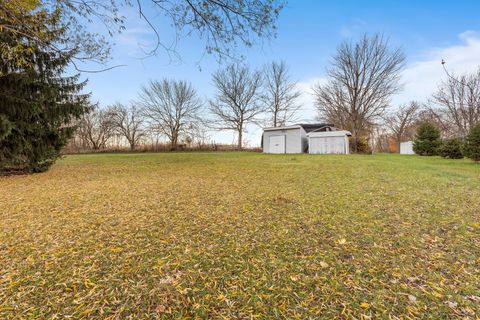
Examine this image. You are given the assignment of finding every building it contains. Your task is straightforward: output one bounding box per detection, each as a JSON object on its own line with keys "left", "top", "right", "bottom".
{"left": 307, "top": 129, "right": 351, "bottom": 154}
{"left": 400, "top": 141, "right": 415, "bottom": 154}
{"left": 262, "top": 123, "right": 351, "bottom": 154}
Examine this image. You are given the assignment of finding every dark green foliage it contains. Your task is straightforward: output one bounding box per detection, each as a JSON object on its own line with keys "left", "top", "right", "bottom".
{"left": 350, "top": 137, "right": 372, "bottom": 154}
{"left": 438, "top": 138, "right": 463, "bottom": 159}
{"left": 464, "top": 123, "right": 480, "bottom": 162}
{"left": 413, "top": 122, "right": 441, "bottom": 156}
{"left": 0, "top": 114, "right": 13, "bottom": 140}
{"left": 0, "top": 10, "right": 90, "bottom": 173}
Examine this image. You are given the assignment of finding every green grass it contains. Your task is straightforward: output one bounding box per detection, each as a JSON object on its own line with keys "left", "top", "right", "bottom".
{"left": 1, "top": 153, "right": 479, "bottom": 319}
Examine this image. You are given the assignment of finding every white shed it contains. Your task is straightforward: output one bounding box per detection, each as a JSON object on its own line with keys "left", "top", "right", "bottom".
{"left": 307, "top": 130, "right": 351, "bottom": 154}
{"left": 400, "top": 141, "right": 414, "bottom": 154}
{"left": 262, "top": 123, "right": 334, "bottom": 154}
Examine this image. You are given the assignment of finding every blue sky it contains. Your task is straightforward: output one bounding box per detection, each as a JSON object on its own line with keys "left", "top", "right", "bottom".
{"left": 79, "top": 0, "right": 480, "bottom": 146}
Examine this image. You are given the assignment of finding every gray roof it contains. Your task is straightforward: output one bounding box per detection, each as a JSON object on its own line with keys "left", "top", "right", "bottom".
{"left": 263, "top": 123, "right": 335, "bottom": 132}
{"left": 297, "top": 123, "right": 335, "bottom": 133}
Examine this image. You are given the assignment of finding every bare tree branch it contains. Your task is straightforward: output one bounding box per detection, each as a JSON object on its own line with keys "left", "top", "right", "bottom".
{"left": 383, "top": 101, "right": 420, "bottom": 151}
{"left": 432, "top": 66, "right": 480, "bottom": 137}
{"left": 138, "top": 79, "right": 203, "bottom": 149}
{"left": 261, "top": 61, "right": 302, "bottom": 127}
{"left": 209, "top": 63, "right": 264, "bottom": 149}
{"left": 108, "top": 102, "right": 146, "bottom": 150}
{"left": 77, "top": 106, "right": 115, "bottom": 150}
{"left": 313, "top": 34, "right": 405, "bottom": 152}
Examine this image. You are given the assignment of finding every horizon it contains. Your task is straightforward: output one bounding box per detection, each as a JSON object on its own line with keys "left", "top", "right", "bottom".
{"left": 77, "top": 0, "right": 480, "bottom": 146}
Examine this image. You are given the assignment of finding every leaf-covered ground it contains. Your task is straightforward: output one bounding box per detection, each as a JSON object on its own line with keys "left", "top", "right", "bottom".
{"left": 1, "top": 153, "right": 479, "bottom": 319}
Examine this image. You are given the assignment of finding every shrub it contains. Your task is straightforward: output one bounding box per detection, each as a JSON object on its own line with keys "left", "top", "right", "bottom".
{"left": 464, "top": 123, "right": 480, "bottom": 162}
{"left": 350, "top": 137, "right": 372, "bottom": 154}
{"left": 438, "top": 138, "right": 463, "bottom": 159}
{"left": 413, "top": 122, "right": 441, "bottom": 156}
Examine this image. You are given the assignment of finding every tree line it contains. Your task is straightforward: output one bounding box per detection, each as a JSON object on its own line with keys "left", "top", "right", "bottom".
{"left": 312, "top": 34, "right": 480, "bottom": 159}
{"left": 2, "top": 1, "right": 480, "bottom": 174}
{"left": 77, "top": 33, "right": 480, "bottom": 157}
{"left": 71, "top": 62, "right": 302, "bottom": 152}
{"left": 0, "top": 0, "right": 284, "bottom": 173}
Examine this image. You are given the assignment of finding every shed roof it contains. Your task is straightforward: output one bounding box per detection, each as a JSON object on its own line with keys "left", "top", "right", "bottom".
{"left": 297, "top": 123, "right": 335, "bottom": 133}
{"left": 263, "top": 123, "right": 334, "bottom": 132}
{"left": 307, "top": 130, "right": 352, "bottom": 137}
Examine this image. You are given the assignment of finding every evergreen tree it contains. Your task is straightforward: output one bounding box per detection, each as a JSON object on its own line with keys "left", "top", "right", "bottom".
{"left": 464, "top": 123, "right": 480, "bottom": 162}
{"left": 438, "top": 138, "right": 463, "bottom": 159}
{"left": 0, "top": 8, "right": 90, "bottom": 173}
{"left": 413, "top": 121, "right": 441, "bottom": 156}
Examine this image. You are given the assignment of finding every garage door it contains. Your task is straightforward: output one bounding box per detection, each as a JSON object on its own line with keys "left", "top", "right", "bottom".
{"left": 269, "top": 135, "right": 286, "bottom": 154}
{"left": 310, "top": 136, "right": 345, "bottom": 154}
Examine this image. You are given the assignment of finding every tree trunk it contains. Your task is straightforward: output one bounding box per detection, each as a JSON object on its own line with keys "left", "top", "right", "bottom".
{"left": 237, "top": 128, "right": 243, "bottom": 150}
{"left": 396, "top": 134, "right": 402, "bottom": 153}
{"left": 351, "top": 129, "right": 358, "bottom": 153}
{"left": 171, "top": 132, "right": 178, "bottom": 150}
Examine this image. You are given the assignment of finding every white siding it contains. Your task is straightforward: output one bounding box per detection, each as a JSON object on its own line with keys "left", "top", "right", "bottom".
{"left": 400, "top": 141, "right": 414, "bottom": 154}
{"left": 309, "top": 136, "right": 346, "bottom": 154}
{"left": 307, "top": 131, "right": 350, "bottom": 154}
{"left": 268, "top": 135, "right": 286, "bottom": 153}
{"left": 263, "top": 127, "right": 304, "bottom": 153}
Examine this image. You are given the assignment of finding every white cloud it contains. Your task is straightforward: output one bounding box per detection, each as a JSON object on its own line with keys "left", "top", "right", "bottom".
{"left": 394, "top": 30, "right": 480, "bottom": 105}
{"left": 293, "top": 31, "right": 480, "bottom": 111}
{"left": 136, "top": 30, "right": 480, "bottom": 147}
{"left": 109, "top": 7, "right": 160, "bottom": 58}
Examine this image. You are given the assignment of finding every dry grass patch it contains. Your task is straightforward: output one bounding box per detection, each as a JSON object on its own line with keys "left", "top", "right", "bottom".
{"left": 1, "top": 153, "right": 479, "bottom": 318}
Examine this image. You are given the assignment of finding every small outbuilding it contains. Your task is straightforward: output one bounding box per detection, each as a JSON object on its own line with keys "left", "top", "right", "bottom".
{"left": 400, "top": 141, "right": 415, "bottom": 154}
{"left": 308, "top": 129, "right": 351, "bottom": 154}
{"left": 262, "top": 123, "right": 351, "bottom": 154}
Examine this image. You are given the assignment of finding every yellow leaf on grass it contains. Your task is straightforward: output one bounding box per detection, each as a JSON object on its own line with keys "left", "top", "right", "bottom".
{"left": 360, "top": 302, "right": 370, "bottom": 309}
{"left": 80, "top": 308, "right": 94, "bottom": 316}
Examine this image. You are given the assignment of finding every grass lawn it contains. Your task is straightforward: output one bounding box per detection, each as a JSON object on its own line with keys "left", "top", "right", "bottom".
{"left": 1, "top": 152, "right": 479, "bottom": 319}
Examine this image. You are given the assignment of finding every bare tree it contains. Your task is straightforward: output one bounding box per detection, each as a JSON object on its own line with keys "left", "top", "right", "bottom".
{"left": 370, "top": 125, "right": 392, "bottom": 153}
{"left": 108, "top": 103, "right": 145, "bottom": 151}
{"left": 184, "top": 122, "right": 211, "bottom": 148}
{"left": 313, "top": 34, "right": 405, "bottom": 152}
{"left": 209, "top": 64, "right": 264, "bottom": 149}
{"left": 77, "top": 107, "right": 115, "bottom": 150}
{"left": 2, "top": 0, "right": 285, "bottom": 71}
{"left": 415, "top": 106, "right": 455, "bottom": 139}
{"left": 384, "top": 101, "right": 420, "bottom": 151}
{"left": 261, "top": 61, "right": 302, "bottom": 127}
{"left": 139, "top": 79, "right": 203, "bottom": 149}
{"left": 432, "top": 67, "right": 480, "bottom": 137}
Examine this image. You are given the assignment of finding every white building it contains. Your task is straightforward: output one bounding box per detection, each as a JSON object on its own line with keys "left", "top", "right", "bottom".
{"left": 262, "top": 124, "right": 351, "bottom": 154}
{"left": 307, "top": 130, "right": 351, "bottom": 154}
{"left": 400, "top": 141, "right": 415, "bottom": 154}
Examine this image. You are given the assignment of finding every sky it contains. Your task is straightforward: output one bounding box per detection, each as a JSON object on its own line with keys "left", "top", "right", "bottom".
{"left": 78, "top": 0, "right": 480, "bottom": 146}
